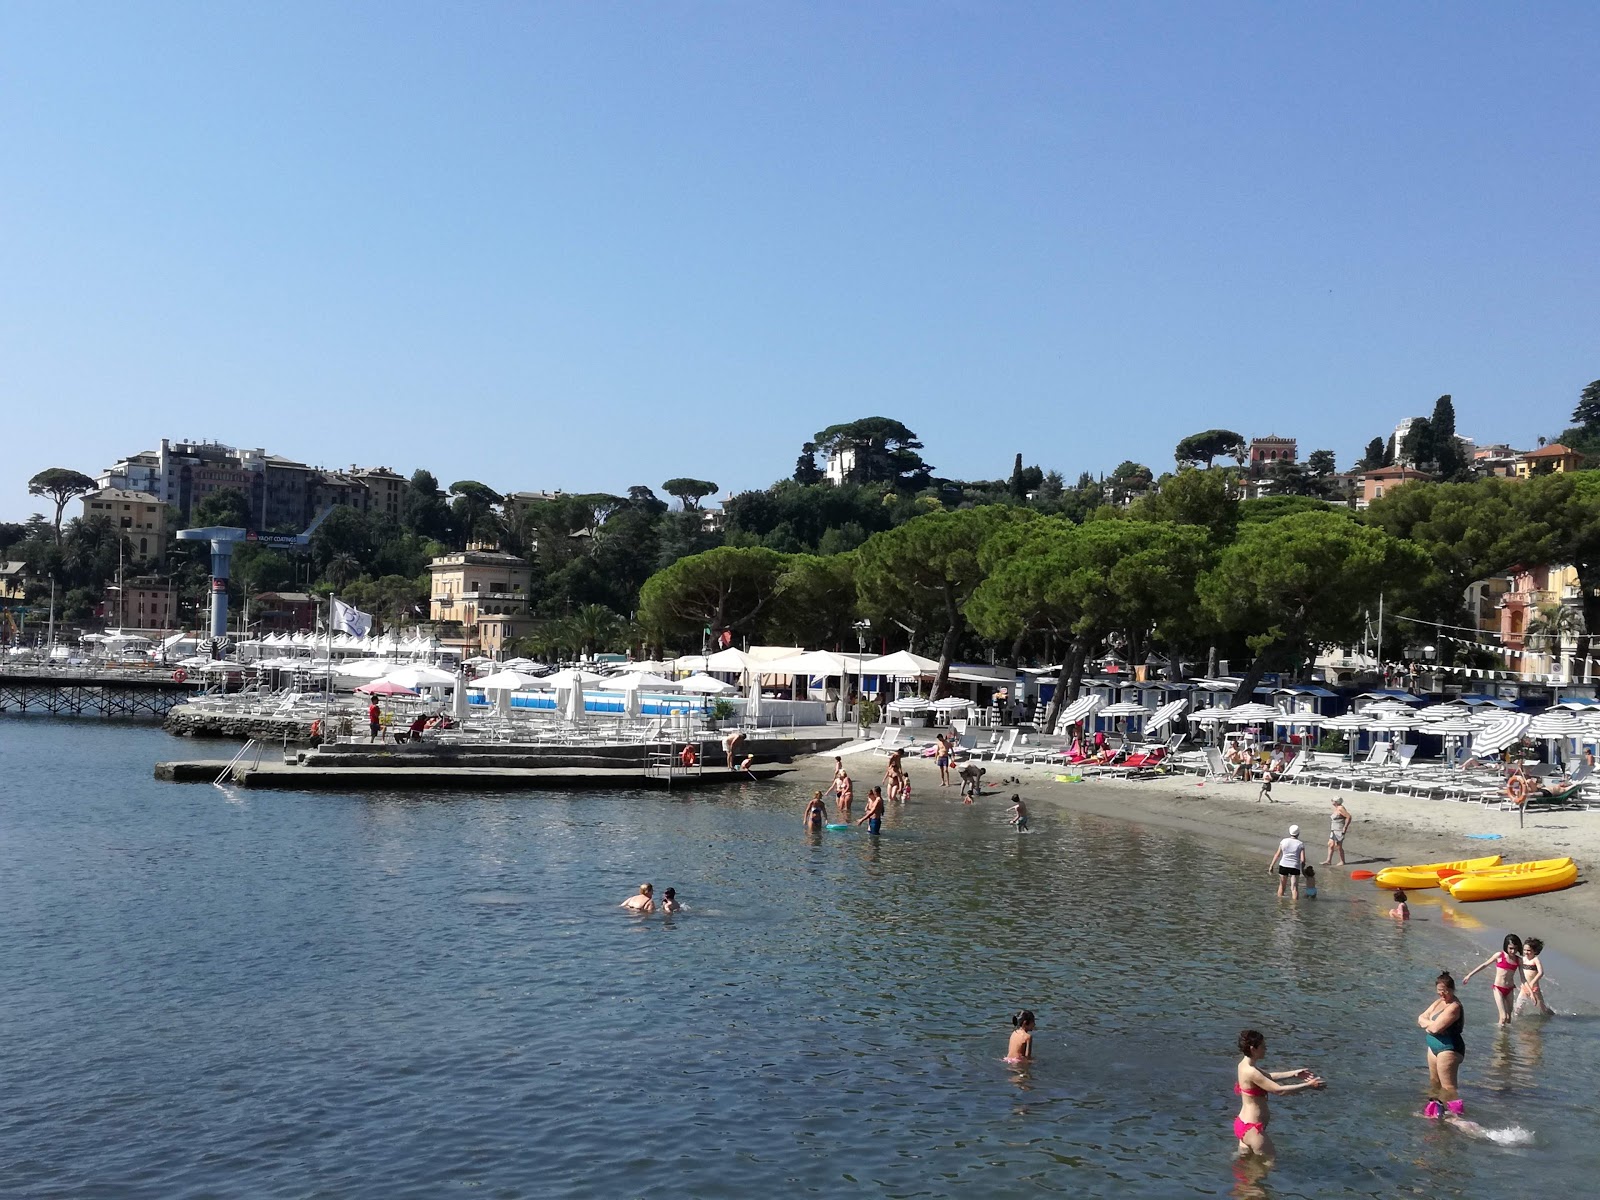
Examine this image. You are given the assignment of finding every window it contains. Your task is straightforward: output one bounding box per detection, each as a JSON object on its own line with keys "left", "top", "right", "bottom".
{"left": 140, "top": 538, "right": 148, "bottom": 554}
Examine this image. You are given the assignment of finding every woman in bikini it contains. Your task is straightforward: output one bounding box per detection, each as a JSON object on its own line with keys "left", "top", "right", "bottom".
{"left": 803, "top": 791, "right": 828, "bottom": 831}
{"left": 1418, "top": 969, "right": 1466, "bottom": 1109}
{"left": 1232, "top": 1029, "right": 1324, "bottom": 1160}
{"left": 883, "top": 751, "right": 907, "bottom": 803}
{"left": 1463, "top": 934, "right": 1524, "bottom": 1025}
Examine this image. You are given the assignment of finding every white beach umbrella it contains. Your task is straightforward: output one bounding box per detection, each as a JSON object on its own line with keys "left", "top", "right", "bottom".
{"left": 544, "top": 667, "right": 607, "bottom": 688}
{"left": 611, "top": 659, "right": 675, "bottom": 674}
{"left": 1471, "top": 713, "right": 1532, "bottom": 757}
{"left": 1056, "top": 694, "right": 1104, "bottom": 726}
{"left": 624, "top": 687, "right": 642, "bottom": 719}
{"left": 673, "top": 654, "right": 710, "bottom": 673}
{"left": 474, "top": 669, "right": 542, "bottom": 692}
{"left": 1189, "top": 708, "right": 1232, "bottom": 724}
{"left": 931, "top": 696, "right": 973, "bottom": 711}
{"left": 1319, "top": 712, "right": 1373, "bottom": 731}
{"left": 1099, "top": 702, "right": 1154, "bottom": 718}
{"left": 1225, "top": 703, "right": 1280, "bottom": 724}
{"left": 382, "top": 665, "right": 457, "bottom": 690}
{"left": 563, "top": 680, "right": 586, "bottom": 723}
{"left": 704, "top": 647, "right": 757, "bottom": 673}
{"left": 887, "top": 696, "right": 930, "bottom": 712}
{"left": 1415, "top": 703, "right": 1471, "bottom": 722}
{"left": 1529, "top": 711, "right": 1584, "bottom": 737}
{"left": 678, "top": 673, "right": 736, "bottom": 695}
{"left": 597, "top": 672, "right": 681, "bottom": 692}
{"left": 1145, "top": 698, "right": 1189, "bottom": 735}
{"left": 340, "top": 658, "right": 394, "bottom": 680}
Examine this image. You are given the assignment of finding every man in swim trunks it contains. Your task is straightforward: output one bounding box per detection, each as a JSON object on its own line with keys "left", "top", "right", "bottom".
{"left": 856, "top": 786, "right": 885, "bottom": 834}
{"left": 1008, "top": 794, "right": 1028, "bottom": 831}
{"left": 1267, "top": 824, "right": 1307, "bottom": 898}
{"left": 722, "top": 730, "right": 747, "bottom": 769}
{"left": 1323, "top": 798, "right": 1352, "bottom": 865}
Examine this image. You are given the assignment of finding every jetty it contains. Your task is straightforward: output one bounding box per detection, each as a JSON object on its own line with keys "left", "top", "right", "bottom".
{"left": 156, "top": 731, "right": 850, "bottom": 790}
{"left": 0, "top": 664, "right": 189, "bottom": 718}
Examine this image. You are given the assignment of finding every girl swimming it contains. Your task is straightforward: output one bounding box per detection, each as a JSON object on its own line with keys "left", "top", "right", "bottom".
{"left": 1005, "top": 1010, "right": 1035, "bottom": 1062}
{"left": 1390, "top": 890, "right": 1410, "bottom": 920}
{"left": 1463, "top": 934, "right": 1524, "bottom": 1025}
{"left": 1418, "top": 970, "right": 1465, "bottom": 1100}
{"left": 1232, "top": 1029, "right": 1325, "bottom": 1161}
{"left": 1519, "top": 937, "right": 1554, "bottom": 1015}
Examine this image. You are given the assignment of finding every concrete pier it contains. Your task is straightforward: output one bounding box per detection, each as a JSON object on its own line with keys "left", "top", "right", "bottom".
{"left": 155, "top": 758, "right": 797, "bottom": 790}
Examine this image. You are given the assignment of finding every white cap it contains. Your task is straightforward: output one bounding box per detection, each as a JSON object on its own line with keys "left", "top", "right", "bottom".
{"left": 1288, "top": 824, "right": 1300, "bottom": 836}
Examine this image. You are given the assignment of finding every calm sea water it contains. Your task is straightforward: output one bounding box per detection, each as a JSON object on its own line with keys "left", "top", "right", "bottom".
{"left": 2, "top": 720, "right": 1595, "bottom": 1198}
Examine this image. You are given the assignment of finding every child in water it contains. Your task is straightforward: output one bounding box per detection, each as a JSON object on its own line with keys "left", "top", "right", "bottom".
{"left": 1008, "top": 794, "right": 1029, "bottom": 832}
{"left": 1301, "top": 864, "right": 1317, "bottom": 898}
{"left": 660, "top": 888, "right": 681, "bottom": 914}
{"left": 1006, "top": 1010, "right": 1036, "bottom": 1062}
{"left": 1520, "top": 936, "right": 1554, "bottom": 1015}
{"left": 1390, "top": 890, "right": 1410, "bottom": 920}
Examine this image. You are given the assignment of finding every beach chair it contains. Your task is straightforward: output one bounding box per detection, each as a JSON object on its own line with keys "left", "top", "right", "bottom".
{"left": 979, "top": 730, "right": 1019, "bottom": 761}
{"left": 872, "top": 727, "right": 910, "bottom": 756}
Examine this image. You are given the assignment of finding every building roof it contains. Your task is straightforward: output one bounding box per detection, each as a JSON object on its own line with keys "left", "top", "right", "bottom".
{"left": 0, "top": 561, "right": 26, "bottom": 577}
{"left": 1523, "top": 443, "right": 1582, "bottom": 459}
{"left": 86, "top": 487, "right": 162, "bottom": 503}
{"left": 255, "top": 592, "right": 316, "bottom": 603}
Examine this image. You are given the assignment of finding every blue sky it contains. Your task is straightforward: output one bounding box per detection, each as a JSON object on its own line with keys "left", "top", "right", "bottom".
{"left": 4, "top": 2, "right": 1597, "bottom": 521}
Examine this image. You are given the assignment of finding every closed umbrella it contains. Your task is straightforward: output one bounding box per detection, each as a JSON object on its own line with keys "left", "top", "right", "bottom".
{"left": 565, "top": 678, "right": 586, "bottom": 723}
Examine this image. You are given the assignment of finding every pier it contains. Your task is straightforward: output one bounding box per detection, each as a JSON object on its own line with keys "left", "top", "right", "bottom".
{"left": 0, "top": 665, "right": 189, "bottom": 719}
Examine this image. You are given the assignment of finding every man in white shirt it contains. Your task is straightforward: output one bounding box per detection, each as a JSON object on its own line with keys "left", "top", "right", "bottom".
{"left": 1268, "top": 823, "right": 1308, "bottom": 898}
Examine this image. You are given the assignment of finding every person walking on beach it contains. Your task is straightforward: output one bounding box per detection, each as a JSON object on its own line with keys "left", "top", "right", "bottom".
{"left": 1418, "top": 970, "right": 1466, "bottom": 1105}
{"left": 367, "top": 699, "right": 381, "bottom": 743}
{"left": 1231, "top": 1029, "right": 1325, "bottom": 1161}
{"left": 935, "top": 734, "right": 952, "bottom": 787}
{"left": 1323, "top": 799, "right": 1352, "bottom": 865}
{"left": 1268, "top": 824, "right": 1307, "bottom": 898}
{"left": 857, "top": 786, "right": 885, "bottom": 834}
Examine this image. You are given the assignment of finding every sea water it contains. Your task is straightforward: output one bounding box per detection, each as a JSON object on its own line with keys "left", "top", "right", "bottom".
{"left": 1, "top": 720, "right": 1595, "bottom": 1198}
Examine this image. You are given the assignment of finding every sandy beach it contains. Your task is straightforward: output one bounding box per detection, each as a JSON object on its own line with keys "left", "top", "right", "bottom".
{"left": 791, "top": 744, "right": 1600, "bottom": 984}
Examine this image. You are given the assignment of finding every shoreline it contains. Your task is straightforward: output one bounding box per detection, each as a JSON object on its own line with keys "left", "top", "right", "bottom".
{"left": 790, "top": 748, "right": 1600, "bottom": 1000}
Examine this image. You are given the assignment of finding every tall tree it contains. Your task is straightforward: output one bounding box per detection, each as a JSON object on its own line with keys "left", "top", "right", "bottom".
{"left": 192, "top": 487, "right": 253, "bottom": 530}
{"left": 1173, "top": 429, "right": 1246, "bottom": 469}
{"left": 855, "top": 508, "right": 1020, "bottom": 698}
{"left": 1199, "top": 510, "right": 1426, "bottom": 703}
{"left": 1399, "top": 419, "right": 1434, "bottom": 469}
{"left": 1571, "top": 379, "right": 1600, "bottom": 430}
{"left": 1306, "top": 449, "right": 1337, "bottom": 477}
{"left": 793, "top": 442, "right": 824, "bottom": 485}
{"left": 812, "top": 417, "right": 931, "bottom": 489}
{"left": 769, "top": 553, "right": 858, "bottom": 648}
{"left": 1429, "top": 395, "right": 1462, "bottom": 479}
{"left": 28, "top": 468, "right": 97, "bottom": 544}
{"left": 637, "top": 545, "right": 788, "bottom": 646}
{"left": 1357, "top": 438, "right": 1386, "bottom": 470}
{"left": 401, "top": 469, "right": 452, "bottom": 542}
{"left": 662, "top": 478, "right": 719, "bottom": 511}
{"left": 1009, "top": 453, "right": 1027, "bottom": 499}
{"left": 1128, "top": 468, "right": 1238, "bottom": 545}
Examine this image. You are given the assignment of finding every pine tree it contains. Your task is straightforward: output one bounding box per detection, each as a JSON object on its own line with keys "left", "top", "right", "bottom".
{"left": 1009, "top": 453, "right": 1026, "bottom": 499}
{"left": 1572, "top": 380, "right": 1600, "bottom": 430}
{"left": 1430, "top": 395, "right": 1461, "bottom": 478}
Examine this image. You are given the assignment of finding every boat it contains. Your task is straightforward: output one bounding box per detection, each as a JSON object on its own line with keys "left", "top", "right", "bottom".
{"left": 1445, "top": 860, "right": 1579, "bottom": 902}
{"left": 1441, "top": 856, "right": 1572, "bottom": 880}
{"left": 1373, "top": 856, "right": 1503, "bottom": 890}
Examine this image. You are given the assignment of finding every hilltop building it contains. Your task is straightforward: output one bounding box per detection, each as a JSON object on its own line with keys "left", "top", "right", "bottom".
{"left": 1247, "top": 435, "right": 1297, "bottom": 469}
{"left": 428, "top": 545, "right": 534, "bottom": 655}
{"left": 81, "top": 488, "right": 167, "bottom": 565}
{"left": 1515, "top": 444, "right": 1585, "bottom": 477}
{"left": 1355, "top": 465, "right": 1432, "bottom": 510}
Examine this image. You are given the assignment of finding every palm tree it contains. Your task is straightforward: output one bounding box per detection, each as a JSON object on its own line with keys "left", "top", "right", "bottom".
{"left": 568, "top": 604, "right": 624, "bottom": 656}
{"left": 327, "top": 553, "right": 360, "bottom": 590}
{"left": 1525, "top": 602, "right": 1585, "bottom": 677}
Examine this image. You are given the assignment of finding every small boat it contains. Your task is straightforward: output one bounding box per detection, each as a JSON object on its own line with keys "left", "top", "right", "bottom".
{"left": 1445, "top": 860, "right": 1579, "bottom": 902}
{"left": 1442, "top": 856, "right": 1572, "bottom": 880}
{"left": 1373, "top": 856, "right": 1503, "bottom": 890}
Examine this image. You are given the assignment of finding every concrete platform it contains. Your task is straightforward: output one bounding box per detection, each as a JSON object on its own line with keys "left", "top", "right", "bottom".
{"left": 155, "top": 758, "right": 795, "bottom": 790}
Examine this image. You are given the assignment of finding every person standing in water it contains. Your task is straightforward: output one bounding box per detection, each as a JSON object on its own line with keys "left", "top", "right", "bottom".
{"left": 1390, "top": 890, "right": 1410, "bottom": 920}
{"left": 1005, "top": 1010, "right": 1036, "bottom": 1063}
{"left": 1267, "top": 824, "right": 1307, "bottom": 898}
{"left": 1519, "top": 936, "right": 1555, "bottom": 1015}
{"left": 620, "top": 883, "right": 655, "bottom": 913}
{"left": 1418, "top": 970, "right": 1466, "bottom": 1105}
{"left": 856, "top": 786, "right": 885, "bottom": 834}
{"left": 1324, "top": 798, "right": 1352, "bottom": 866}
{"left": 804, "top": 791, "right": 828, "bottom": 830}
{"left": 1463, "top": 934, "right": 1525, "bottom": 1026}
{"left": 1008, "top": 794, "right": 1029, "bottom": 832}
{"left": 660, "top": 888, "right": 681, "bottom": 914}
{"left": 935, "top": 733, "right": 952, "bottom": 787}
{"left": 1231, "top": 1029, "right": 1325, "bottom": 1161}
{"left": 834, "top": 769, "right": 854, "bottom": 818}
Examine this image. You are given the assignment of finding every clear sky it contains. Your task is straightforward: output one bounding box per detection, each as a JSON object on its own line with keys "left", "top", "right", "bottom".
{"left": 4, "top": 2, "right": 1597, "bottom": 521}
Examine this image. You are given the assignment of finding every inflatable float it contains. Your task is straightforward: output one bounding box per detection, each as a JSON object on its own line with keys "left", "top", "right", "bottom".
{"left": 1444, "top": 858, "right": 1579, "bottom": 902}
{"left": 1374, "top": 856, "right": 1503, "bottom": 890}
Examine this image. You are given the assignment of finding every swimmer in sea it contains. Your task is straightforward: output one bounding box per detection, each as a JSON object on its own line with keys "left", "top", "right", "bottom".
{"left": 1390, "top": 890, "right": 1410, "bottom": 920}
{"left": 660, "top": 887, "right": 681, "bottom": 914}
{"left": 804, "top": 791, "right": 828, "bottom": 830}
{"left": 1418, "top": 970, "right": 1465, "bottom": 1103}
{"left": 1232, "top": 1028, "right": 1325, "bottom": 1161}
{"left": 1005, "top": 1010, "right": 1035, "bottom": 1062}
{"left": 1008, "top": 794, "right": 1028, "bottom": 831}
{"left": 856, "top": 786, "right": 885, "bottom": 834}
{"left": 1519, "top": 936, "right": 1554, "bottom": 1016}
{"left": 620, "top": 883, "right": 655, "bottom": 913}
{"left": 1463, "top": 934, "right": 1524, "bottom": 1026}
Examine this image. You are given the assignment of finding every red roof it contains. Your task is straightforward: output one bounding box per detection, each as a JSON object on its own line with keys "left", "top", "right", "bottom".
{"left": 1523, "top": 443, "right": 1582, "bottom": 459}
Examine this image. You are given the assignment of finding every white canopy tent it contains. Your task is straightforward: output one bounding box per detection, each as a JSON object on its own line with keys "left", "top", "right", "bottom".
{"left": 473, "top": 669, "right": 544, "bottom": 692}
{"left": 678, "top": 673, "right": 737, "bottom": 695}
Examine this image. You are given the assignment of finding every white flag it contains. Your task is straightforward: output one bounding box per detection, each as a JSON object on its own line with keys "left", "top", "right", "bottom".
{"left": 331, "top": 597, "right": 373, "bottom": 638}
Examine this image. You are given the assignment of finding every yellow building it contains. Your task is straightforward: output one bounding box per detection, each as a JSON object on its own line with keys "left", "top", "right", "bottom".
{"left": 1514, "top": 444, "right": 1585, "bottom": 477}
{"left": 82, "top": 488, "right": 167, "bottom": 565}
{"left": 429, "top": 546, "right": 532, "bottom": 654}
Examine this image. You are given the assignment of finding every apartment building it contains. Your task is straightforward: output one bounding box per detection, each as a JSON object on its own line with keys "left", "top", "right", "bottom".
{"left": 81, "top": 488, "right": 168, "bottom": 564}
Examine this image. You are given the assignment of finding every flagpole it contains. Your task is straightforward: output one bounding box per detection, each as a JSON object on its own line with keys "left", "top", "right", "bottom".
{"left": 324, "top": 591, "right": 334, "bottom": 728}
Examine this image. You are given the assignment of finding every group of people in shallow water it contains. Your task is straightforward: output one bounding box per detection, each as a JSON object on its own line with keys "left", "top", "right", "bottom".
{"left": 618, "top": 883, "right": 681, "bottom": 914}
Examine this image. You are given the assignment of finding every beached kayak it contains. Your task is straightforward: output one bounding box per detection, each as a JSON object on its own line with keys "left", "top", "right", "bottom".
{"left": 1373, "top": 856, "right": 1503, "bottom": 890}
{"left": 1443, "top": 856, "right": 1573, "bottom": 880}
{"left": 1444, "top": 859, "right": 1579, "bottom": 902}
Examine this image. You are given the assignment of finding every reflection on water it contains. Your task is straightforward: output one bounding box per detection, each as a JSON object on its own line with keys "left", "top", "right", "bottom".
{"left": 0, "top": 721, "right": 1595, "bottom": 1197}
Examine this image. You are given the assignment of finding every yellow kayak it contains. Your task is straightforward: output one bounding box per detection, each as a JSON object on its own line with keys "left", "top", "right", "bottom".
{"left": 1443, "top": 856, "right": 1572, "bottom": 880}
{"left": 1446, "top": 860, "right": 1579, "bottom": 902}
{"left": 1373, "top": 856, "right": 1503, "bottom": 890}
